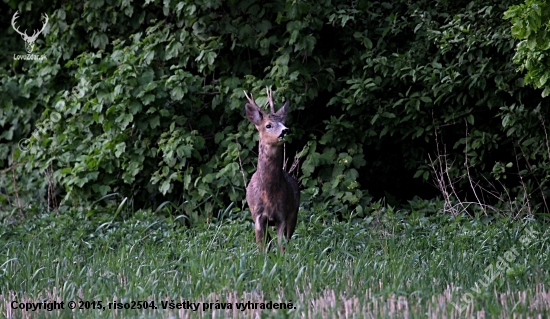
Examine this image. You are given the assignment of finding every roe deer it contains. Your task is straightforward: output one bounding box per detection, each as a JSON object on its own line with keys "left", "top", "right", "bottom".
{"left": 244, "top": 87, "right": 300, "bottom": 251}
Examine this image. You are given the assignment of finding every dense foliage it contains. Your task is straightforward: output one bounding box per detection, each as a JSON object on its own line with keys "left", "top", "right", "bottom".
{"left": 505, "top": 0, "right": 550, "bottom": 96}
{"left": 1, "top": 0, "right": 550, "bottom": 219}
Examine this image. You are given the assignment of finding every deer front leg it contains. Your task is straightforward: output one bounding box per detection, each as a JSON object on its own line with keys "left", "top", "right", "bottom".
{"left": 276, "top": 221, "right": 287, "bottom": 252}
{"left": 286, "top": 209, "right": 298, "bottom": 240}
{"left": 254, "top": 214, "right": 268, "bottom": 249}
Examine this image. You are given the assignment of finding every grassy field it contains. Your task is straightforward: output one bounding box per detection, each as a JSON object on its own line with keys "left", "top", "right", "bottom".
{"left": 1, "top": 201, "right": 549, "bottom": 318}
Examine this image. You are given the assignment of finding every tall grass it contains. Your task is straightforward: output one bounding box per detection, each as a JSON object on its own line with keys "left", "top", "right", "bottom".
{"left": 1, "top": 204, "right": 549, "bottom": 318}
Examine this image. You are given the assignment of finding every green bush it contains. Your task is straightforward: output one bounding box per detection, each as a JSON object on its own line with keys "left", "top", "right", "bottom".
{"left": 505, "top": 0, "right": 550, "bottom": 96}
{"left": 1, "top": 0, "right": 550, "bottom": 219}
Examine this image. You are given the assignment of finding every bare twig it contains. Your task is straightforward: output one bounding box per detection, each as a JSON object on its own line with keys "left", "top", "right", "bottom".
{"left": 429, "top": 112, "right": 502, "bottom": 216}
{"left": 283, "top": 143, "right": 288, "bottom": 171}
{"left": 540, "top": 115, "right": 550, "bottom": 162}
{"left": 289, "top": 144, "right": 307, "bottom": 176}
{"left": 10, "top": 147, "right": 23, "bottom": 218}
{"left": 449, "top": 202, "right": 498, "bottom": 214}
{"left": 46, "top": 161, "right": 58, "bottom": 213}
{"left": 235, "top": 137, "right": 248, "bottom": 187}
{"left": 496, "top": 177, "right": 514, "bottom": 215}
{"left": 513, "top": 143, "right": 531, "bottom": 218}
{"left": 464, "top": 121, "right": 486, "bottom": 215}
{"left": 430, "top": 111, "right": 462, "bottom": 215}
{"left": 266, "top": 86, "right": 275, "bottom": 114}
{"left": 516, "top": 142, "right": 548, "bottom": 215}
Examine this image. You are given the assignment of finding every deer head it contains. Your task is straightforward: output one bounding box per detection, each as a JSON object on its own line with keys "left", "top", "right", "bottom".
{"left": 12, "top": 11, "right": 49, "bottom": 53}
{"left": 244, "top": 87, "right": 290, "bottom": 148}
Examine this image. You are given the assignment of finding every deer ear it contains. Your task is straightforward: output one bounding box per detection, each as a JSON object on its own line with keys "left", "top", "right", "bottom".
{"left": 275, "top": 101, "right": 289, "bottom": 123}
{"left": 245, "top": 103, "right": 265, "bottom": 126}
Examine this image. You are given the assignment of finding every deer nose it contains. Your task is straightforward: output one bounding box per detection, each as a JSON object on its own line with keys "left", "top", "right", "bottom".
{"left": 281, "top": 128, "right": 290, "bottom": 136}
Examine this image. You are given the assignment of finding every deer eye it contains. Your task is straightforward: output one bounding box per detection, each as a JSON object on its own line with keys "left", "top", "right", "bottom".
{"left": 266, "top": 124, "right": 272, "bottom": 129}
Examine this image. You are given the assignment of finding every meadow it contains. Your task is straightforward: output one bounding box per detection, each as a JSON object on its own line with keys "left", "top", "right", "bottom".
{"left": 1, "top": 200, "right": 549, "bottom": 318}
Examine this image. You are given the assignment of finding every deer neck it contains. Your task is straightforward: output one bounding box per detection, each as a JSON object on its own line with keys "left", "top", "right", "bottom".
{"left": 256, "top": 142, "right": 284, "bottom": 186}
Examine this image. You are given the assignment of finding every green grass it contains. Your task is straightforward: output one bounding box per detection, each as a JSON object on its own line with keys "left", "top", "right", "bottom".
{"left": 1, "top": 203, "right": 549, "bottom": 318}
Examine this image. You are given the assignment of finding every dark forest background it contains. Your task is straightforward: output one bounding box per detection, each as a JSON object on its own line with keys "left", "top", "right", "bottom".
{"left": 2, "top": 0, "right": 550, "bottom": 221}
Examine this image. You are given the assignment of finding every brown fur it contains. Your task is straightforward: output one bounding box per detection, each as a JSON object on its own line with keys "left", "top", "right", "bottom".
{"left": 244, "top": 89, "right": 300, "bottom": 251}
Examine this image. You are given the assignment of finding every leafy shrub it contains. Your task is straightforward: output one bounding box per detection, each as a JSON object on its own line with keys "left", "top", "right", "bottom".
{"left": 1, "top": 0, "right": 550, "bottom": 219}
{"left": 505, "top": 0, "right": 550, "bottom": 97}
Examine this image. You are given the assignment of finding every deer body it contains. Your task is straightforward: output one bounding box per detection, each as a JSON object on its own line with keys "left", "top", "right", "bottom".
{"left": 244, "top": 88, "right": 300, "bottom": 251}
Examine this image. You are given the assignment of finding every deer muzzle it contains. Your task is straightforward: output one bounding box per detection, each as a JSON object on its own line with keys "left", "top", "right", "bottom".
{"left": 278, "top": 128, "right": 290, "bottom": 142}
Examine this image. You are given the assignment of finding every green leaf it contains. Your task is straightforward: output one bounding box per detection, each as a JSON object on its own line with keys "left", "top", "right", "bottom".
{"left": 116, "top": 113, "right": 133, "bottom": 129}
{"left": 142, "top": 51, "right": 155, "bottom": 65}
{"left": 422, "top": 171, "right": 429, "bottom": 181}
{"left": 420, "top": 96, "right": 432, "bottom": 103}
{"left": 171, "top": 86, "right": 185, "bottom": 100}
{"left": 276, "top": 54, "right": 289, "bottom": 66}
{"left": 149, "top": 116, "right": 160, "bottom": 129}
{"left": 115, "top": 142, "right": 126, "bottom": 158}
{"left": 139, "top": 70, "right": 154, "bottom": 85}
{"left": 91, "top": 32, "right": 109, "bottom": 50}
{"left": 160, "top": 179, "right": 171, "bottom": 195}
{"left": 467, "top": 114, "right": 475, "bottom": 125}
{"left": 165, "top": 41, "right": 184, "bottom": 60}
{"left": 205, "top": 51, "right": 216, "bottom": 66}
{"left": 129, "top": 101, "right": 142, "bottom": 114}
{"left": 379, "top": 126, "right": 388, "bottom": 138}
{"left": 142, "top": 94, "right": 155, "bottom": 105}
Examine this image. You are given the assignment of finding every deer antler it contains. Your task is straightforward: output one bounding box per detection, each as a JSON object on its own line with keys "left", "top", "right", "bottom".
{"left": 34, "top": 13, "right": 49, "bottom": 40}
{"left": 266, "top": 86, "right": 275, "bottom": 114}
{"left": 11, "top": 11, "right": 49, "bottom": 42}
{"left": 11, "top": 11, "right": 28, "bottom": 39}
{"left": 243, "top": 91, "right": 259, "bottom": 108}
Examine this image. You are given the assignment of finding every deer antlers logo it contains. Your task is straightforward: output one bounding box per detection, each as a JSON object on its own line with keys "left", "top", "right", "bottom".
{"left": 11, "top": 11, "right": 49, "bottom": 53}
